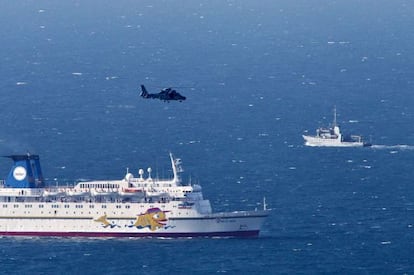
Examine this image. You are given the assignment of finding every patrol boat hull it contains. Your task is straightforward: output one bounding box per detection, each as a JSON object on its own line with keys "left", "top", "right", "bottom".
{"left": 302, "top": 135, "right": 368, "bottom": 147}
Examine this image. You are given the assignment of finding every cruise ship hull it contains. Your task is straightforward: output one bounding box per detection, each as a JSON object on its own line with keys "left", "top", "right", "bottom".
{"left": 0, "top": 210, "right": 267, "bottom": 238}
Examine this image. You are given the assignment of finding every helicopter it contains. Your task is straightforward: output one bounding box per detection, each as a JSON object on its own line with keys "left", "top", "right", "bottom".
{"left": 140, "top": 85, "right": 186, "bottom": 102}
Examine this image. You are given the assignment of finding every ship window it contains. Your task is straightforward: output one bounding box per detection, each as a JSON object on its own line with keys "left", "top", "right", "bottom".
{"left": 14, "top": 205, "right": 19, "bottom": 208}
{"left": 125, "top": 205, "right": 130, "bottom": 209}
{"left": 2, "top": 205, "right": 7, "bottom": 208}
{"left": 89, "top": 205, "right": 94, "bottom": 209}
{"left": 39, "top": 205, "right": 44, "bottom": 208}
{"left": 64, "top": 205, "right": 70, "bottom": 208}
{"left": 102, "top": 205, "right": 107, "bottom": 209}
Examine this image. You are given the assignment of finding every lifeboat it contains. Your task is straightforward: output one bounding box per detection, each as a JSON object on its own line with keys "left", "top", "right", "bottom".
{"left": 118, "top": 187, "right": 144, "bottom": 197}
{"left": 42, "top": 189, "right": 65, "bottom": 197}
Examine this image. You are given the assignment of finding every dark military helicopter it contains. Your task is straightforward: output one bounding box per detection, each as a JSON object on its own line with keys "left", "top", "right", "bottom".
{"left": 140, "top": 85, "right": 186, "bottom": 102}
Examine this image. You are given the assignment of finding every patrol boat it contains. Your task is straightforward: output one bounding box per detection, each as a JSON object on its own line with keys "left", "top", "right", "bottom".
{"left": 0, "top": 153, "right": 268, "bottom": 237}
{"left": 302, "top": 108, "right": 371, "bottom": 147}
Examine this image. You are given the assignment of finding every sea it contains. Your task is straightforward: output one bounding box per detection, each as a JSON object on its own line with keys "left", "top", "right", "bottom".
{"left": 1, "top": 0, "right": 414, "bottom": 274}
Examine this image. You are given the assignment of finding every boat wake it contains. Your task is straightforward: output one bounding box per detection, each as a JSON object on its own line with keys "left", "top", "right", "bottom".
{"left": 371, "top": 144, "right": 414, "bottom": 150}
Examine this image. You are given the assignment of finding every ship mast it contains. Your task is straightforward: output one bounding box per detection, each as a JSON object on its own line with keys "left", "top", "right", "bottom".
{"left": 333, "top": 106, "right": 337, "bottom": 127}
{"left": 169, "top": 153, "right": 183, "bottom": 183}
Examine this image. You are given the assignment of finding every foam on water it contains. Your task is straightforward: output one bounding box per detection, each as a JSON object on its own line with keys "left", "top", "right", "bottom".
{"left": 371, "top": 144, "right": 414, "bottom": 150}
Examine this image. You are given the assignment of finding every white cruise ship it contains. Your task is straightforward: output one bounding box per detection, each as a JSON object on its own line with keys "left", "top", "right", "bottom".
{"left": 303, "top": 108, "right": 371, "bottom": 147}
{"left": 0, "top": 153, "right": 268, "bottom": 238}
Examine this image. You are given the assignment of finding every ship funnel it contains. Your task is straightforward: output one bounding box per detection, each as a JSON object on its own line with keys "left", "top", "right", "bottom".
{"left": 3, "top": 154, "right": 45, "bottom": 188}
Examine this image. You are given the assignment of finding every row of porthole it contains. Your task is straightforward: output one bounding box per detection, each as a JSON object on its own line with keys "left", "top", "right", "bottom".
{"left": 20, "top": 211, "right": 127, "bottom": 216}
{"left": 79, "top": 184, "right": 120, "bottom": 189}
{"left": 2, "top": 204, "right": 133, "bottom": 209}
{"left": 134, "top": 184, "right": 173, "bottom": 188}
{"left": 3, "top": 203, "right": 169, "bottom": 211}
{"left": 8, "top": 210, "right": 189, "bottom": 216}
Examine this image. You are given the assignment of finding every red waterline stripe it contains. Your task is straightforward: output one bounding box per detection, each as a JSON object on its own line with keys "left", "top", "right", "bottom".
{"left": 0, "top": 230, "right": 260, "bottom": 238}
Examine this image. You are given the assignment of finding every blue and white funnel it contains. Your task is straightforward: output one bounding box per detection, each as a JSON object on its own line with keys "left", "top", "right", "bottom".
{"left": 4, "top": 154, "right": 45, "bottom": 188}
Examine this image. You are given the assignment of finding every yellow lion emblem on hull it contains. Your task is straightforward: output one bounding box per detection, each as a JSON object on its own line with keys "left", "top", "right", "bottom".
{"left": 132, "top": 208, "right": 169, "bottom": 231}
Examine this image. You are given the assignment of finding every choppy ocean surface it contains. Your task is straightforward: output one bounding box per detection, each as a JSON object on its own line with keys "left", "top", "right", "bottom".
{"left": 1, "top": 0, "right": 414, "bottom": 273}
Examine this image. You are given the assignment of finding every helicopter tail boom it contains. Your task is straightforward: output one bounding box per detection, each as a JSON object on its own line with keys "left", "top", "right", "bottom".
{"left": 140, "top": 85, "right": 149, "bottom": 98}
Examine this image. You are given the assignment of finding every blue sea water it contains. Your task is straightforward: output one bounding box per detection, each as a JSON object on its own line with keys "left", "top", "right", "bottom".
{"left": 1, "top": 0, "right": 414, "bottom": 273}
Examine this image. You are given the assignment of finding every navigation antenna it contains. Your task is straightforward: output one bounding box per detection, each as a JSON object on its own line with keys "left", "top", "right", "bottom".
{"left": 169, "top": 153, "right": 183, "bottom": 182}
